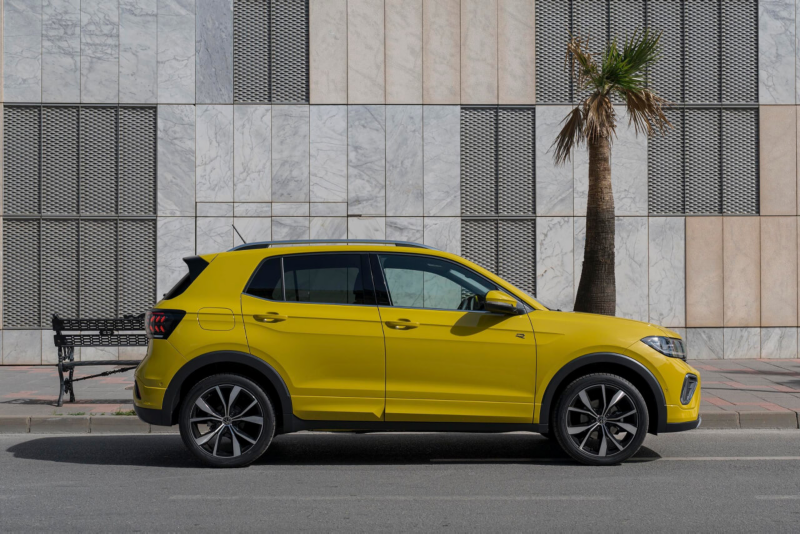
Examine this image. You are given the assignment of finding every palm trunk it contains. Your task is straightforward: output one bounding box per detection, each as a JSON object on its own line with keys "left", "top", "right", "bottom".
{"left": 574, "top": 135, "right": 616, "bottom": 315}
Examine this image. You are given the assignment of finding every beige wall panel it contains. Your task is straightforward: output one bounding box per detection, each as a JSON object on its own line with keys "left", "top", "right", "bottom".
{"left": 686, "top": 217, "right": 723, "bottom": 327}
{"left": 761, "top": 217, "right": 798, "bottom": 327}
{"left": 723, "top": 217, "right": 761, "bottom": 327}
{"left": 348, "top": 0, "right": 386, "bottom": 104}
{"left": 461, "top": 0, "right": 497, "bottom": 104}
{"left": 386, "top": 0, "right": 423, "bottom": 104}
{"left": 759, "top": 106, "right": 796, "bottom": 215}
{"left": 423, "top": 0, "right": 460, "bottom": 104}
{"left": 498, "top": 0, "right": 535, "bottom": 104}
{"left": 310, "top": 0, "right": 348, "bottom": 103}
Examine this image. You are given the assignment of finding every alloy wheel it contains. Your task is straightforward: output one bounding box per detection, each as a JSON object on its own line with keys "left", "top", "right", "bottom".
{"left": 565, "top": 383, "right": 639, "bottom": 457}
{"left": 189, "top": 384, "right": 264, "bottom": 458}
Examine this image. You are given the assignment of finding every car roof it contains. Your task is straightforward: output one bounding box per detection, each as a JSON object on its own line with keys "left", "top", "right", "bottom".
{"left": 228, "top": 239, "right": 438, "bottom": 252}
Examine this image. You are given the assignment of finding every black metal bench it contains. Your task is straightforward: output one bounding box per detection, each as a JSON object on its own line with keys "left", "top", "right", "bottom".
{"left": 53, "top": 314, "right": 148, "bottom": 407}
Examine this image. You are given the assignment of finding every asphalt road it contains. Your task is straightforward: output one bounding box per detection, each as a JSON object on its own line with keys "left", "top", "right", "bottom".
{"left": 1, "top": 430, "right": 799, "bottom": 532}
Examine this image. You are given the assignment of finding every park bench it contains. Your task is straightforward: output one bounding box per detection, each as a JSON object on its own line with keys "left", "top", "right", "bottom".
{"left": 52, "top": 314, "right": 148, "bottom": 407}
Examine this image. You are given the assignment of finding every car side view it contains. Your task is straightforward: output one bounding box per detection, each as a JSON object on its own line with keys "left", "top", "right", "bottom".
{"left": 133, "top": 240, "right": 700, "bottom": 467}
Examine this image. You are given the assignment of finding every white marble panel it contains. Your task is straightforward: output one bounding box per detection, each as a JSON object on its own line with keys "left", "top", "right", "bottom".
{"left": 387, "top": 105, "right": 424, "bottom": 216}
{"left": 759, "top": 0, "right": 795, "bottom": 104}
{"left": 197, "top": 216, "right": 233, "bottom": 255}
{"left": 761, "top": 327, "right": 798, "bottom": 358}
{"left": 424, "top": 217, "right": 460, "bottom": 255}
{"left": 536, "top": 217, "right": 574, "bottom": 312}
{"left": 119, "top": 346, "right": 148, "bottom": 360}
{"left": 43, "top": 0, "right": 81, "bottom": 102}
{"left": 81, "top": 0, "right": 119, "bottom": 103}
{"left": 573, "top": 216, "right": 585, "bottom": 299}
{"left": 309, "top": 0, "right": 347, "bottom": 103}
{"left": 347, "top": 0, "right": 385, "bottom": 103}
{"left": 2, "top": 330, "right": 40, "bottom": 365}
{"left": 233, "top": 217, "right": 271, "bottom": 246}
{"left": 4, "top": 0, "right": 42, "bottom": 102}
{"left": 348, "top": 217, "right": 386, "bottom": 240}
{"left": 348, "top": 105, "right": 386, "bottom": 215}
{"left": 615, "top": 217, "right": 649, "bottom": 322}
{"left": 272, "top": 217, "right": 310, "bottom": 240}
{"left": 310, "top": 105, "right": 348, "bottom": 202}
{"left": 158, "top": 0, "right": 195, "bottom": 103}
{"left": 196, "top": 0, "right": 232, "bottom": 103}
{"left": 196, "top": 203, "right": 233, "bottom": 217}
{"left": 273, "top": 203, "right": 309, "bottom": 217}
{"left": 423, "top": 106, "right": 460, "bottom": 216}
{"left": 386, "top": 217, "right": 424, "bottom": 243}
{"left": 156, "top": 217, "right": 195, "bottom": 297}
{"left": 196, "top": 105, "right": 233, "bottom": 202}
{"left": 272, "top": 105, "right": 310, "bottom": 202}
{"left": 460, "top": 0, "right": 497, "bottom": 104}
{"left": 310, "top": 203, "right": 347, "bottom": 216}
{"left": 686, "top": 328, "right": 724, "bottom": 360}
{"left": 82, "top": 346, "right": 119, "bottom": 361}
{"left": 43, "top": 331, "right": 64, "bottom": 365}
{"left": 649, "top": 217, "right": 686, "bottom": 327}
{"left": 157, "top": 105, "right": 196, "bottom": 216}
{"left": 233, "top": 105, "right": 271, "bottom": 202}
{"left": 234, "top": 203, "right": 271, "bottom": 217}
{"left": 724, "top": 328, "right": 761, "bottom": 359}
{"left": 385, "top": 0, "right": 422, "bottom": 103}
{"left": 536, "top": 106, "right": 574, "bottom": 216}
{"left": 120, "top": 0, "right": 158, "bottom": 103}
{"left": 310, "top": 217, "right": 347, "bottom": 240}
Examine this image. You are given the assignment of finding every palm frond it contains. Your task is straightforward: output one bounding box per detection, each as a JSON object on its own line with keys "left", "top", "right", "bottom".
{"left": 552, "top": 106, "right": 585, "bottom": 166}
{"left": 619, "top": 88, "right": 671, "bottom": 137}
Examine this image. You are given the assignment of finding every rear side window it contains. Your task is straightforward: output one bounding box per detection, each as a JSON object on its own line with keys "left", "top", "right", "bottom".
{"left": 284, "top": 254, "right": 375, "bottom": 305}
{"left": 246, "top": 258, "right": 284, "bottom": 300}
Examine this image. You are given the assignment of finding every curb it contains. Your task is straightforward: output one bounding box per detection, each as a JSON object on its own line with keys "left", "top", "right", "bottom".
{"left": 696, "top": 411, "right": 739, "bottom": 429}
{"left": 0, "top": 416, "right": 178, "bottom": 434}
{"left": 90, "top": 416, "right": 151, "bottom": 434}
{"left": 738, "top": 411, "right": 799, "bottom": 430}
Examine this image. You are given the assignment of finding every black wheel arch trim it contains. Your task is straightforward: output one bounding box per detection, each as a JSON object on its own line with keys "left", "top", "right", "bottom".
{"left": 538, "top": 352, "right": 669, "bottom": 434}
{"left": 159, "top": 351, "right": 293, "bottom": 427}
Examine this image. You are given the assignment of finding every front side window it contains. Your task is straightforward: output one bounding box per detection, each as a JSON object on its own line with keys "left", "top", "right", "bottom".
{"left": 377, "top": 254, "right": 498, "bottom": 311}
{"left": 283, "top": 254, "right": 375, "bottom": 305}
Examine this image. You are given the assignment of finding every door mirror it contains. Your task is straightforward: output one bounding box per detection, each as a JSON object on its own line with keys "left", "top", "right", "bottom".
{"left": 484, "top": 290, "right": 520, "bottom": 315}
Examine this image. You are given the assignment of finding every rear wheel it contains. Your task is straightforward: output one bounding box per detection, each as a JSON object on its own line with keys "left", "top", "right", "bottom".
{"left": 553, "top": 373, "right": 648, "bottom": 466}
{"left": 179, "top": 374, "right": 275, "bottom": 468}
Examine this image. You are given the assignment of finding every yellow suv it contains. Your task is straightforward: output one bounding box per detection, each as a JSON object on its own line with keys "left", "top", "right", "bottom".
{"left": 134, "top": 240, "right": 700, "bottom": 467}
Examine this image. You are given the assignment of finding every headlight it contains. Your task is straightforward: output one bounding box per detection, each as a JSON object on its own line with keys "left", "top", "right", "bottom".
{"left": 641, "top": 336, "right": 686, "bottom": 360}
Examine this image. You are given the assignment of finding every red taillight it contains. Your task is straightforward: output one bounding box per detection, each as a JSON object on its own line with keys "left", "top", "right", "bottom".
{"left": 145, "top": 309, "right": 186, "bottom": 339}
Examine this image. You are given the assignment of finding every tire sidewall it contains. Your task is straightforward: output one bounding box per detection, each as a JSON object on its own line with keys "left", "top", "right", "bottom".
{"left": 553, "top": 374, "right": 649, "bottom": 466}
{"left": 179, "top": 373, "right": 275, "bottom": 468}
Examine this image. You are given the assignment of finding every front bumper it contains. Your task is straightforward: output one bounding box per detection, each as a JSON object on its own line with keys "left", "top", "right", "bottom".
{"left": 662, "top": 416, "right": 702, "bottom": 433}
{"left": 134, "top": 404, "right": 173, "bottom": 426}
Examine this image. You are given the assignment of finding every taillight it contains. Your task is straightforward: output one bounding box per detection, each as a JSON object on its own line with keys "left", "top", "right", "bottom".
{"left": 145, "top": 309, "right": 186, "bottom": 339}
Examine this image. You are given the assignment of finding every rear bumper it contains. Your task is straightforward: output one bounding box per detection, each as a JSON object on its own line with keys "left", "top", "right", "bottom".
{"left": 134, "top": 404, "right": 172, "bottom": 426}
{"left": 662, "top": 416, "right": 702, "bottom": 433}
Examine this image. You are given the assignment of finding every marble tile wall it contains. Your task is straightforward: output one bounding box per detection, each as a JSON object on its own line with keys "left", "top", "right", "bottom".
{"left": 461, "top": 0, "right": 497, "bottom": 104}
{"left": 158, "top": 0, "right": 195, "bottom": 103}
{"left": 195, "top": 0, "right": 232, "bottom": 104}
{"left": 347, "top": 0, "right": 385, "bottom": 104}
{"left": 309, "top": 0, "right": 347, "bottom": 104}
{"left": 43, "top": 0, "right": 80, "bottom": 102}
{"left": 385, "top": 0, "right": 422, "bottom": 104}
{"left": 3, "top": 0, "right": 41, "bottom": 102}
{"left": 120, "top": 0, "right": 157, "bottom": 103}
{"left": 80, "top": 0, "right": 118, "bottom": 103}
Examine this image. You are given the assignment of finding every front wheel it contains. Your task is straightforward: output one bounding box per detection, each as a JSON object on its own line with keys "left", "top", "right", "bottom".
{"left": 179, "top": 374, "right": 275, "bottom": 468}
{"left": 553, "top": 373, "right": 649, "bottom": 466}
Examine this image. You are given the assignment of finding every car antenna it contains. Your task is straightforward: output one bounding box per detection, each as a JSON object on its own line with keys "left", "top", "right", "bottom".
{"left": 232, "top": 224, "right": 247, "bottom": 245}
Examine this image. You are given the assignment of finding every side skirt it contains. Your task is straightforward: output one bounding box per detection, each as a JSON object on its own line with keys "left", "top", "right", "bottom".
{"left": 285, "top": 417, "right": 546, "bottom": 434}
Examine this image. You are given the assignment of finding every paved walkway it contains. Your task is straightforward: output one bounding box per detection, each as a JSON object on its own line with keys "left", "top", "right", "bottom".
{"left": 1, "top": 360, "right": 799, "bottom": 429}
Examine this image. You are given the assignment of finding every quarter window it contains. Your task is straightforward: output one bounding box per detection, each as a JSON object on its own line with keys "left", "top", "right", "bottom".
{"left": 246, "top": 257, "right": 284, "bottom": 301}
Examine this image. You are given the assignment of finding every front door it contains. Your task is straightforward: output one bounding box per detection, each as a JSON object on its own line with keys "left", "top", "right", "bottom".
{"left": 241, "top": 253, "right": 386, "bottom": 421}
{"left": 374, "top": 253, "right": 537, "bottom": 423}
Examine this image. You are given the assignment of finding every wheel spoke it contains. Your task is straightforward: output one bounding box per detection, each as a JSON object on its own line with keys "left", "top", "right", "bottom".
{"left": 195, "top": 424, "right": 224, "bottom": 446}
{"left": 604, "top": 426, "right": 625, "bottom": 452}
{"left": 212, "top": 427, "right": 224, "bottom": 456}
{"left": 567, "top": 407, "right": 595, "bottom": 417}
{"left": 598, "top": 430, "right": 608, "bottom": 457}
{"left": 228, "top": 386, "right": 242, "bottom": 413}
{"left": 613, "top": 422, "right": 638, "bottom": 435}
{"left": 230, "top": 428, "right": 242, "bottom": 457}
{"left": 578, "top": 424, "right": 598, "bottom": 450}
{"left": 190, "top": 416, "right": 221, "bottom": 424}
{"left": 605, "top": 390, "right": 628, "bottom": 415}
{"left": 233, "top": 415, "right": 263, "bottom": 426}
{"left": 232, "top": 426, "right": 257, "bottom": 445}
{"left": 600, "top": 385, "right": 607, "bottom": 415}
{"left": 195, "top": 398, "right": 223, "bottom": 419}
{"left": 607, "top": 409, "right": 636, "bottom": 421}
{"left": 567, "top": 423, "right": 596, "bottom": 435}
{"left": 578, "top": 390, "right": 598, "bottom": 416}
{"left": 215, "top": 386, "right": 228, "bottom": 417}
{"left": 237, "top": 399, "right": 259, "bottom": 418}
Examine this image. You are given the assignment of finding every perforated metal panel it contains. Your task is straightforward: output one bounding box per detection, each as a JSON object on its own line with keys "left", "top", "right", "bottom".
{"left": 271, "top": 0, "right": 308, "bottom": 103}
{"left": 498, "top": 109, "right": 535, "bottom": 216}
{"left": 462, "top": 219, "right": 497, "bottom": 274}
{"left": 80, "top": 107, "right": 118, "bottom": 216}
{"left": 646, "top": 0, "right": 683, "bottom": 103}
{"left": 118, "top": 220, "right": 156, "bottom": 316}
{"left": 119, "top": 107, "right": 157, "bottom": 216}
{"left": 685, "top": 109, "right": 722, "bottom": 214}
{"left": 80, "top": 220, "right": 118, "bottom": 319}
{"left": 536, "top": 0, "right": 571, "bottom": 103}
{"left": 498, "top": 220, "right": 536, "bottom": 295}
{"left": 609, "top": 0, "right": 643, "bottom": 41}
{"left": 41, "top": 220, "right": 79, "bottom": 325}
{"left": 573, "top": 0, "right": 607, "bottom": 102}
{"left": 685, "top": 0, "right": 720, "bottom": 104}
{"left": 722, "top": 109, "right": 758, "bottom": 214}
{"left": 42, "top": 107, "right": 79, "bottom": 215}
{"left": 461, "top": 108, "right": 497, "bottom": 216}
{"left": 233, "top": 0, "right": 271, "bottom": 102}
{"left": 3, "top": 106, "right": 41, "bottom": 216}
{"left": 721, "top": 0, "right": 757, "bottom": 103}
{"left": 648, "top": 109, "right": 684, "bottom": 215}
{"left": 3, "top": 220, "right": 40, "bottom": 328}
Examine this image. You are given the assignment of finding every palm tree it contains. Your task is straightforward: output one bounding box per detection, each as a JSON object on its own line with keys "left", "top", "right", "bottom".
{"left": 553, "top": 30, "right": 669, "bottom": 316}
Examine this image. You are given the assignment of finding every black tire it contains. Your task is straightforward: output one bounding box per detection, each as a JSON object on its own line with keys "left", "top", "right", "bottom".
{"left": 179, "top": 374, "right": 275, "bottom": 468}
{"left": 553, "top": 373, "right": 648, "bottom": 466}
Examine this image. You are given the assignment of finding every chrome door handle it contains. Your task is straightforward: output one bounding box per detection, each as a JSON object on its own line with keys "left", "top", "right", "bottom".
{"left": 254, "top": 313, "right": 288, "bottom": 323}
{"left": 386, "top": 320, "right": 420, "bottom": 329}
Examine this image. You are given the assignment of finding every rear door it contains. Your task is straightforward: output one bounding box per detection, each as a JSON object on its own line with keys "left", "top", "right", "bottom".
{"left": 241, "top": 253, "right": 386, "bottom": 422}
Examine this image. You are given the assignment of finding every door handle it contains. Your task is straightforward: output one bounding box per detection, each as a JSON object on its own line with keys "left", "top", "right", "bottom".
{"left": 385, "top": 320, "right": 420, "bottom": 329}
{"left": 253, "top": 313, "right": 288, "bottom": 323}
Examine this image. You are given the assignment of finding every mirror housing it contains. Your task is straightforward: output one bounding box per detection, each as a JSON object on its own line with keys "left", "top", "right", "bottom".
{"left": 484, "top": 290, "right": 521, "bottom": 315}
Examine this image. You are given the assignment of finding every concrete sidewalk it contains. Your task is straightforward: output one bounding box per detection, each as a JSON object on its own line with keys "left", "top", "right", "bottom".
{"left": 1, "top": 360, "right": 799, "bottom": 433}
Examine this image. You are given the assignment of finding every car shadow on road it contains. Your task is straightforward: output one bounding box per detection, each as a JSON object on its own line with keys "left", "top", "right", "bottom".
{"left": 6, "top": 432, "right": 662, "bottom": 468}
